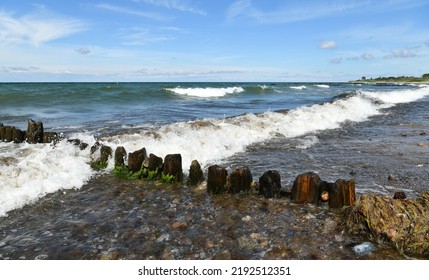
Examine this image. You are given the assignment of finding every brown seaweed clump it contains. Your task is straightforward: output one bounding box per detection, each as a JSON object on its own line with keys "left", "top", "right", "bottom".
{"left": 346, "top": 192, "right": 429, "bottom": 256}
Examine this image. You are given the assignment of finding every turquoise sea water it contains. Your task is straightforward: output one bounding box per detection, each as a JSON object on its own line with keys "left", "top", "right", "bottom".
{"left": 1, "top": 82, "right": 359, "bottom": 133}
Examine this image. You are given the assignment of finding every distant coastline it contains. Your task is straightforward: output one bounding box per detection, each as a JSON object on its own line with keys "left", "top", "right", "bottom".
{"left": 350, "top": 73, "right": 429, "bottom": 84}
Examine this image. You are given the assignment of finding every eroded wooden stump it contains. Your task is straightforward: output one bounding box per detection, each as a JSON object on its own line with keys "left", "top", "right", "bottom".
{"left": 207, "top": 165, "right": 227, "bottom": 195}
{"left": 291, "top": 172, "right": 321, "bottom": 203}
{"left": 228, "top": 166, "right": 252, "bottom": 194}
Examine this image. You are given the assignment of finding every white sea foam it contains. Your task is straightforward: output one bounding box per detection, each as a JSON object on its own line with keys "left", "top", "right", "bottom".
{"left": 360, "top": 86, "right": 429, "bottom": 105}
{"left": 1, "top": 86, "right": 429, "bottom": 216}
{"left": 0, "top": 140, "right": 93, "bottom": 216}
{"left": 316, "top": 84, "right": 330, "bottom": 88}
{"left": 165, "top": 86, "right": 244, "bottom": 98}
{"left": 290, "top": 85, "right": 307, "bottom": 90}
{"left": 257, "top": 85, "right": 270, "bottom": 90}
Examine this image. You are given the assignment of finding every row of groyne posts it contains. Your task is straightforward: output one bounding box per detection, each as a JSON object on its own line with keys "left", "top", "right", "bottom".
{"left": 5, "top": 120, "right": 428, "bottom": 255}
{"left": 1, "top": 119, "right": 362, "bottom": 208}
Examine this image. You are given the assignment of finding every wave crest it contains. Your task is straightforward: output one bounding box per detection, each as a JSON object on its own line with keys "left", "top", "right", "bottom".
{"left": 165, "top": 86, "right": 244, "bottom": 98}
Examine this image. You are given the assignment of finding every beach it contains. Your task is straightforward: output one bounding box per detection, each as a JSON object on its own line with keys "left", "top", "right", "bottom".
{"left": 1, "top": 82, "right": 428, "bottom": 259}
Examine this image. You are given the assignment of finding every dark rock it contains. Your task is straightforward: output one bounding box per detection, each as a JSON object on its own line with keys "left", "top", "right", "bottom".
{"left": 43, "top": 132, "right": 60, "bottom": 144}
{"left": 1, "top": 126, "right": 14, "bottom": 142}
{"left": 258, "top": 170, "right": 281, "bottom": 198}
{"left": 0, "top": 124, "right": 3, "bottom": 141}
{"left": 207, "top": 165, "right": 227, "bottom": 195}
{"left": 393, "top": 191, "right": 407, "bottom": 199}
{"left": 187, "top": 160, "right": 204, "bottom": 186}
{"left": 163, "top": 154, "right": 182, "bottom": 181}
{"left": 114, "top": 146, "right": 127, "bottom": 167}
{"left": 79, "top": 142, "right": 89, "bottom": 150}
{"left": 148, "top": 154, "right": 163, "bottom": 171}
{"left": 26, "top": 119, "right": 44, "bottom": 144}
{"left": 291, "top": 172, "right": 321, "bottom": 203}
{"left": 12, "top": 128, "right": 26, "bottom": 143}
{"left": 90, "top": 141, "right": 101, "bottom": 154}
{"left": 228, "top": 166, "right": 252, "bottom": 194}
{"left": 91, "top": 145, "right": 112, "bottom": 170}
{"left": 68, "top": 139, "right": 88, "bottom": 150}
{"left": 128, "top": 148, "right": 147, "bottom": 172}
{"left": 100, "top": 145, "right": 112, "bottom": 163}
{"left": 388, "top": 174, "right": 396, "bottom": 181}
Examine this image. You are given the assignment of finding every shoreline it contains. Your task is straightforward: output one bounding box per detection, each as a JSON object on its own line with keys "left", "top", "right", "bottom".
{"left": 1, "top": 84, "right": 428, "bottom": 260}
{"left": 1, "top": 101, "right": 428, "bottom": 259}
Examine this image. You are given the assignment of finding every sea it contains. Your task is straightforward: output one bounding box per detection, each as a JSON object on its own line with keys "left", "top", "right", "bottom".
{"left": 1, "top": 82, "right": 429, "bottom": 217}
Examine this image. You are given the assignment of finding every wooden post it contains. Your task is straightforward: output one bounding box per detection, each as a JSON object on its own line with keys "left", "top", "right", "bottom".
{"left": 163, "top": 154, "right": 183, "bottom": 181}
{"left": 327, "top": 179, "right": 356, "bottom": 208}
{"left": 291, "top": 172, "right": 321, "bottom": 203}
{"left": 128, "top": 148, "right": 147, "bottom": 172}
{"left": 207, "top": 165, "right": 227, "bottom": 195}
{"left": 259, "top": 170, "right": 281, "bottom": 198}
{"left": 228, "top": 166, "right": 252, "bottom": 194}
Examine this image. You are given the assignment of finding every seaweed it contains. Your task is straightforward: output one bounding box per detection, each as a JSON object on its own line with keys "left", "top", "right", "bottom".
{"left": 346, "top": 192, "right": 429, "bottom": 255}
{"left": 161, "top": 172, "right": 176, "bottom": 184}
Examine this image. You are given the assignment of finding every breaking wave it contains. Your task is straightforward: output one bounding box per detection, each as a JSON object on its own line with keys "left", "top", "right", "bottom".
{"left": 1, "top": 85, "right": 429, "bottom": 216}
{"left": 165, "top": 86, "right": 244, "bottom": 98}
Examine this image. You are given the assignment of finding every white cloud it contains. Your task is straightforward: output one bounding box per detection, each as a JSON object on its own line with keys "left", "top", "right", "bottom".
{"left": 226, "top": 0, "right": 254, "bottom": 22}
{"left": 0, "top": 9, "right": 85, "bottom": 46}
{"left": 75, "top": 47, "right": 91, "bottom": 55}
{"left": 226, "top": 0, "right": 368, "bottom": 24}
{"left": 119, "top": 27, "right": 175, "bottom": 46}
{"left": 1, "top": 66, "right": 39, "bottom": 73}
{"left": 320, "top": 40, "right": 336, "bottom": 49}
{"left": 330, "top": 57, "right": 343, "bottom": 64}
{"left": 135, "top": 0, "right": 206, "bottom": 15}
{"left": 95, "top": 3, "right": 167, "bottom": 20}
{"left": 384, "top": 48, "right": 418, "bottom": 59}
{"left": 425, "top": 40, "right": 429, "bottom": 47}
{"left": 361, "top": 52, "right": 374, "bottom": 60}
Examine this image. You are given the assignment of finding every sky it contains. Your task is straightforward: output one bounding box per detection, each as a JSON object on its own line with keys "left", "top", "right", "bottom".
{"left": 0, "top": 0, "right": 429, "bottom": 82}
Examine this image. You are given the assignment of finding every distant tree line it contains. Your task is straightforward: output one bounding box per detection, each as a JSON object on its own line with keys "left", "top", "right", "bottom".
{"left": 356, "top": 73, "right": 429, "bottom": 83}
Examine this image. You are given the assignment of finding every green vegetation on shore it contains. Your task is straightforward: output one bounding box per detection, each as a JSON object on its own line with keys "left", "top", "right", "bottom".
{"left": 351, "top": 73, "right": 429, "bottom": 83}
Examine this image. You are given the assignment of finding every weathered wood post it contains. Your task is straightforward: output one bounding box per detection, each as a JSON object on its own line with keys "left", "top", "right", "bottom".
{"left": 228, "top": 166, "right": 252, "bottom": 194}
{"left": 259, "top": 170, "right": 282, "bottom": 198}
{"left": 163, "top": 154, "right": 182, "bottom": 181}
{"left": 207, "top": 165, "right": 227, "bottom": 195}
{"left": 187, "top": 160, "right": 204, "bottom": 186}
{"left": 26, "top": 119, "right": 44, "bottom": 144}
{"left": 291, "top": 172, "right": 321, "bottom": 203}
{"left": 128, "top": 148, "right": 147, "bottom": 172}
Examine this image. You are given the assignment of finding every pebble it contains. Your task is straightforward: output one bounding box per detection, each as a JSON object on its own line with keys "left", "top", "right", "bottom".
{"left": 305, "top": 213, "right": 316, "bottom": 220}
{"left": 241, "top": 215, "right": 252, "bottom": 222}
{"left": 156, "top": 233, "right": 171, "bottom": 243}
{"left": 171, "top": 221, "right": 188, "bottom": 230}
{"left": 322, "top": 219, "right": 337, "bottom": 234}
{"left": 353, "top": 242, "right": 375, "bottom": 256}
{"left": 334, "top": 234, "right": 344, "bottom": 242}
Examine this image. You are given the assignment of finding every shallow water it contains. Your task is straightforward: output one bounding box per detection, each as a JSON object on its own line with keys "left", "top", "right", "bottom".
{"left": 1, "top": 99, "right": 428, "bottom": 259}
{"left": 0, "top": 175, "right": 406, "bottom": 260}
{"left": 1, "top": 83, "right": 428, "bottom": 259}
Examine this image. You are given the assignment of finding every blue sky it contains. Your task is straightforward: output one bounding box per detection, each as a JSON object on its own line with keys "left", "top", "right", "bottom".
{"left": 1, "top": 0, "right": 429, "bottom": 82}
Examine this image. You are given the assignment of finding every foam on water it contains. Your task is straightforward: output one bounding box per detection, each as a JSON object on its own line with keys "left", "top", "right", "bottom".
{"left": 165, "top": 86, "right": 244, "bottom": 98}
{"left": 1, "top": 85, "right": 429, "bottom": 216}
{"left": 316, "top": 84, "right": 330, "bottom": 88}
{"left": 290, "top": 85, "right": 307, "bottom": 90}
{"left": 0, "top": 140, "right": 93, "bottom": 216}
